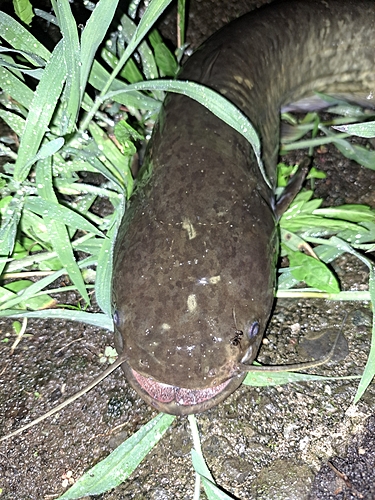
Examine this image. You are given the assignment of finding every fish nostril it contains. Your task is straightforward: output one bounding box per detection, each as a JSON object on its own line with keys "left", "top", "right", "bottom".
{"left": 241, "top": 345, "right": 253, "bottom": 364}
{"left": 139, "top": 359, "right": 150, "bottom": 368}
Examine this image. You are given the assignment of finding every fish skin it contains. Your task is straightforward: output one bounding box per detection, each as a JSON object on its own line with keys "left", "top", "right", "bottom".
{"left": 112, "top": 0, "right": 375, "bottom": 415}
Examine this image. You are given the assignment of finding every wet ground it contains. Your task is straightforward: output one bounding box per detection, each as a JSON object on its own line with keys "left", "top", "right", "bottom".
{"left": 1, "top": 1, "right": 375, "bottom": 499}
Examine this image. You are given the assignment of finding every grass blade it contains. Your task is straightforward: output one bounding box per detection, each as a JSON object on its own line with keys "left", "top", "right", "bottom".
{"left": 80, "top": 0, "right": 173, "bottom": 131}
{"left": 189, "top": 415, "right": 235, "bottom": 500}
{"left": 200, "top": 476, "right": 237, "bottom": 500}
{"left": 333, "top": 120, "right": 375, "bottom": 138}
{"left": 95, "top": 198, "right": 125, "bottom": 316}
{"left": 0, "top": 11, "right": 50, "bottom": 62}
{"left": 243, "top": 371, "right": 360, "bottom": 387}
{"left": 112, "top": 0, "right": 174, "bottom": 81}
{"left": 330, "top": 237, "right": 375, "bottom": 403}
{"left": 13, "top": 0, "right": 34, "bottom": 25}
{"left": 51, "top": 0, "right": 81, "bottom": 133}
{"left": 0, "top": 66, "right": 34, "bottom": 110}
{"left": 0, "top": 309, "right": 113, "bottom": 329}
{"left": 0, "top": 195, "right": 24, "bottom": 275}
{"left": 24, "top": 198, "right": 104, "bottom": 237}
{"left": 120, "top": 14, "right": 159, "bottom": 80}
{"left": 80, "top": 0, "right": 120, "bottom": 97}
{"left": 192, "top": 449, "right": 236, "bottom": 499}
{"left": 14, "top": 40, "right": 66, "bottom": 181}
{"left": 58, "top": 413, "right": 175, "bottom": 499}
{"left": 0, "top": 109, "right": 25, "bottom": 136}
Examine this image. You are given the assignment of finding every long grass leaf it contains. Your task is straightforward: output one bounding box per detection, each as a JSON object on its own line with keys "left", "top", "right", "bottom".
{"left": 0, "top": 66, "right": 34, "bottom": 109}
{"left": 14, "top": 40, "right": 66, "bottom": 181}
{"left": 88, "top": 121, "right": 133, "bottom": 192}
{"left": 189, "top": 416, "right": 235, "bottom": 499}
{"left": 50, "top": 0, "right": 81, "bottom": 133}
{"left": 80, "top": 0, "right": 120, "bottom": 96}
{"left": 120, "top": 14, "right": 158, "bottom": 78}
{"left": 35, "top": 156, "right": 90, "bottom": 303}
{"left": 243, "top": 371, "right": 360, "bottom": 387}
{"left": 47, "top": 219, "right": 90, "bottom": 303}
{"left": 0, "top": 12, "right": 50, "bottom": 62}
{"left": 329, "top": 238, "right": 375, "bottom": 403}
{"left": 24, "top": 198, "right": 104, "bottom": 237}
{"left": 62, "top": 147, "right": 128, "bottom": 190}
{"left": 0, "top": 269, "right": 66, "bottom": 310}
{"left": 0, "top": 194, "right": 25, "bottom": 275}
{"left": 0, "top": 109, "right": 25, "bottom": 136}
{"left": 333, "top": 120, "right": 375, "bottom": 138}
{"left": 0, "top": 309, "right": 113, "bottom": 329}
{"left": 95, "top": 197, "right": 125, "bottom": 316}
{"left": 79, "top": 0, "right": 173, "bottom": 132}
{"left": 58, "top": 413, "right": 175, "bottom": 499}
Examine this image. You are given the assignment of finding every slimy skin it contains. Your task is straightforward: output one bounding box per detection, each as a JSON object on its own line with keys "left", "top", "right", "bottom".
{"left": 112, "top": 0, "right": 375, "bottom": 416}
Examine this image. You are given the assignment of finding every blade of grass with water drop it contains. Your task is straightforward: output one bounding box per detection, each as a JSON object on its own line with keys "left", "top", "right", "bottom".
{"left": 120, "top": 14, "right": 160, "bottom": 80}
{"left": 50, "top": 0, "right": 81, "bottom": 133}
{"left": 0, "top": 268, "right": 66, "bottom": 310}
{"left": 320, "top": 125, "right": 375, "bottom": 169}
{"left": 115, "top": 0, "right": 174, "bottom": 78}
{"left": 0, "top": 66, "right": 34, "bottom": 110}
{"left": 35, "top": 157, "right": 90, "bottom": 304}
{"left": 0, "top": 280, "right": 56, "bottom": 310}
{"left": 80, "top": 0, "right": 120, "bottom": 97}
{"left": 191, "top": 449, "right": 237, "bottom": 499}
{"left": 0, "top": 195, "right": 25, "bottom": 276}
{"left": 88, "top": 121, "right": 134, "bottom": 196}
{"left": 88, "top": 60, "right": 161, "bottom": 110}
{"left": 0, "top": 11, "right": 50, "bottom": 62}
{"left": 14, "top": 39, "right": 66, "bottom": 181}
{"left": 333, "top": 120, "right": 375, "bottom": 138}
{"left": 0, "top": 109, "right": 25, "bottom": 137}
{"left": 24, "top": 198, "right": 104, "bottom": 237}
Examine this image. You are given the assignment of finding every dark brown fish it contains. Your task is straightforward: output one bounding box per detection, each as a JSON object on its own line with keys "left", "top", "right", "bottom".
{"left": 112, "top": 0, "right": 375, "bottom": 416}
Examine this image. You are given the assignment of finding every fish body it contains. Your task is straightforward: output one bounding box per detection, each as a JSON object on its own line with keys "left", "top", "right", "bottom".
{"left": 112, "top": 0, "right": 375, "bottom": 415}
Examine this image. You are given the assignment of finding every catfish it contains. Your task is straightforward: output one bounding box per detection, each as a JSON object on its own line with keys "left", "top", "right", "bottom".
{"left": 112, "top": 0, "right": 375, "bottom": 415}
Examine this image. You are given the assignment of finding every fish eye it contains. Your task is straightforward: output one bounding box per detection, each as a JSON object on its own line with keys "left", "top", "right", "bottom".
{"left": 247, "top": 321, "right": 260, "bottom": 339}
{"left": 113, "top": 310, "right": 120, "bottom": 328}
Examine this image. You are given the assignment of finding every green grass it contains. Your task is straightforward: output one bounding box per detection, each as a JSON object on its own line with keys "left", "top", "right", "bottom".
{"left": 1, "top": 0, "right": 375, "bottom": 498}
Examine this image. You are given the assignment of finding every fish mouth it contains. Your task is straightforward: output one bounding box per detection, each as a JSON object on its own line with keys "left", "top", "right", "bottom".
{"left": 120, "top": 361, "right": 246, "bottom": 416}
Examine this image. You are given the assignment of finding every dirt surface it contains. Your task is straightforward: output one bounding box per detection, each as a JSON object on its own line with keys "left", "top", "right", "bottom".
{"left": 1, "top": 1, "right": 375, "bottom": 499}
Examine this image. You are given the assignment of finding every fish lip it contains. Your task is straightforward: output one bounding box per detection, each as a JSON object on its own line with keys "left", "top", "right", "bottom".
{"left": 119, "top": 359, "right": 247, "bottom": 416}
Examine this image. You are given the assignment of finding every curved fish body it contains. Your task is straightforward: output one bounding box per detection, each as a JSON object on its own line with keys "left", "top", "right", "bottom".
{"left": 112, "top": 0, "right": 375, "bottom": 416}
